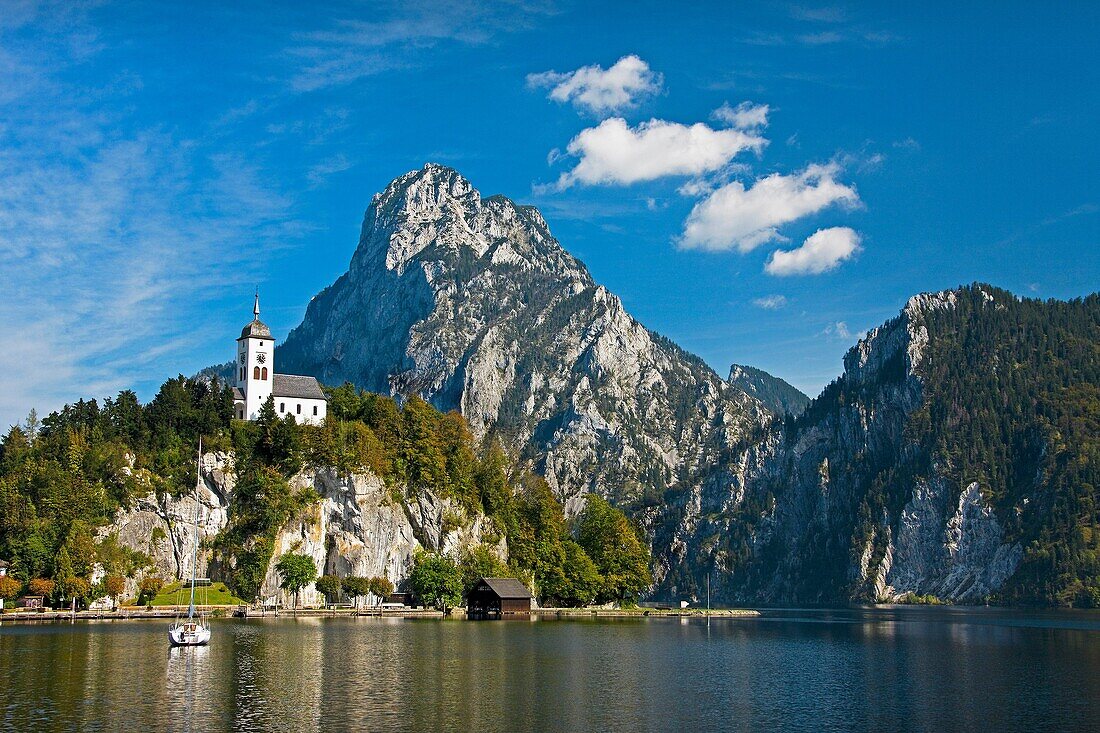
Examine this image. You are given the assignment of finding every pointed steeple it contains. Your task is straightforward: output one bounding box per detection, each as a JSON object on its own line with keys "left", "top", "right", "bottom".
{"left": 239, "top": 289, "right": 272, "bottom": 340}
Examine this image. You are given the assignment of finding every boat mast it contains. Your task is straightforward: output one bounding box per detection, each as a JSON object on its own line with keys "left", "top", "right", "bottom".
{"left": 188, "top": 437, "right": 201, "bottom": 619}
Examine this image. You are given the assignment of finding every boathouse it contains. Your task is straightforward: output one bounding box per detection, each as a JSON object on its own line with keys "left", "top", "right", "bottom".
{"left": 0, "top": 559, "right": 9, "bottom": 577}
{"left": 466, "top": 577, "right": 533, "bottom": 618}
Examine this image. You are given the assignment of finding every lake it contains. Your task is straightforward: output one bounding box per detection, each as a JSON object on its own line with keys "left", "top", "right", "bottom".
{"left": 2, "top": 607, "right": 1099, "bottom": 732}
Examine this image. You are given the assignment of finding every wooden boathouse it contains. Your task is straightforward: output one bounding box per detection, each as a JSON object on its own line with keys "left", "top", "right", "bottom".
{"left": 466, "top": 578, "right": 533, "bottom": 618}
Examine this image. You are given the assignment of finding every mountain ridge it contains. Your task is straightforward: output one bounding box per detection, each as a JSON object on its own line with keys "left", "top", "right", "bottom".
{"left": 200, "top": 164, "right": 1099, "bottom": 607}
{"left": 276, "top": 163, "right": 772, "bottom": 513}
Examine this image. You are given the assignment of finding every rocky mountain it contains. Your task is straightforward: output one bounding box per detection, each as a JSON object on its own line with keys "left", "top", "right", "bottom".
{"left": 230, "top": 165, "right": 1098, "bottom": 608}
{"left": 659, "top": 285, "right": 1100, "bottom": 606}
{"left": 277, "top": 164, "right": 772, "bottom": 513}
{"left": 727, "top": 364, "right": 809, "bottom": 417}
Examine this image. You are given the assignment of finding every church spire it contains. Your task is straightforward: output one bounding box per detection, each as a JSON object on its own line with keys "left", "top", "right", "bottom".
{"left": 253, "top": 289, "right": 260, "bottom": 320}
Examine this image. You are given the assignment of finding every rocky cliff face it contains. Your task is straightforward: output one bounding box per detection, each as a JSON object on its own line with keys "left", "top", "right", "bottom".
{"left": 108, "top": 452, "right": 501, "bottom": 606}
{"left": 278, "top": 164, "right": 771, "bottom": 511}
{"left": 658, "top": 289, "right": 1024, "bottom": 604}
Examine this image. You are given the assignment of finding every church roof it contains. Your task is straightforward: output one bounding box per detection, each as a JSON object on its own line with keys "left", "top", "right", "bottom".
{"left": 239, "top": 318, "right": 272, "bottom": 340}
{"left": 272, "top": 374, "right": 326, "bottom": 400}
{"left": 231, "top": 387, "right": 244, "bottom": 402}
{"left": 239, "top": 292, "right": 272, "bottom": 340}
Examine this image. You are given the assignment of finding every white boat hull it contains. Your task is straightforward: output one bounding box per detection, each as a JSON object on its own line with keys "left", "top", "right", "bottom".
{"left": 168, "top": 623, "right": 211, "bottom": 646}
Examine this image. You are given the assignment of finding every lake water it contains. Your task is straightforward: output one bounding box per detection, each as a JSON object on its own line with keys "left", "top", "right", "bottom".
{"left": 2, "top": 606, "right": 1099, "bottom": 732}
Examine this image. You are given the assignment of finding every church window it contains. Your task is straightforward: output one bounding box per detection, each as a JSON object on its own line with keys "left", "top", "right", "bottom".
{"left": 261, "top": 367, "right": 268, "bottom": 380}
{"left": 296, "top": 404, "right": 301, "bottom": 415}
{"left": 253, "top": 366, "right": 260, "bottom": 380}
{"left": 313, "top": 405, "right": 318, "bottom": 416}
{"left": 280, "top": 403, "right": 285, "bottom": 413}
{"left": 239, "top": 368, "right": 244, "bottom": 381}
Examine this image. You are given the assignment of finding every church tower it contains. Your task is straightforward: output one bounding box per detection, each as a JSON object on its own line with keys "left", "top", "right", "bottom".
{"left": 236, "top": 291, "right": 273, "bottom": 420}
{"left": 231, "top": 292, "right": 328, "bottom": 425}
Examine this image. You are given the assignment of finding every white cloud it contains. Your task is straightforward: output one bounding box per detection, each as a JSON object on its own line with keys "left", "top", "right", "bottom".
{"left": 752, "top": 295, "right": 788, "bottom": 309}
{"left": 553, "top": 117, "right": 766, "bottom": 188}
{"left": 823, "top": 320, "right": 868, "bottom": 341}
{"left": 713, "top": 101, "right": 770, "bottom": 130}
{"left": 679, "top": 163, "right": 859, "bottom": 251}
{"left": 765, "top": 227, "right": 862, "bottom": 276}
{"left": 527, "top": 55, "right": 662, "bottom": 116}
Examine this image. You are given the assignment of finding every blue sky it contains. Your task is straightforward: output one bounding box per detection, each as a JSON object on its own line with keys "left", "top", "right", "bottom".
{"left": 1, "top": 1, "right": 1097, "bottom": 428}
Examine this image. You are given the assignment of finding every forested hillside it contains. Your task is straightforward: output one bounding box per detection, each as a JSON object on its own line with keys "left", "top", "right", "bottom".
{"left": 661, "top": 284, "right": 1100, "bottom": 608}
{"left": 909, "top": 286, "right": 1100, "bottom": 605}
{"left": 0, "top": 379, "right": 650, "bottom": 608}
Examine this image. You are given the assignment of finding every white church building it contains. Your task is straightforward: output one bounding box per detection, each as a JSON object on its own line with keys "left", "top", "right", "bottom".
{"left": 232, "top": 295, "right": 328, "bottom": 425}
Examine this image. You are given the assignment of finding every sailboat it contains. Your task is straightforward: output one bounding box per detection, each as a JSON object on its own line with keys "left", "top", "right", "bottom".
{"left": 168, "top": 439, "right": 212, "bottom": 647}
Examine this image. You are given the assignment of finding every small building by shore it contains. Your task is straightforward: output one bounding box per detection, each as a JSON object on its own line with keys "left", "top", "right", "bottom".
{"left": 16, "top": 596, "right": 44, "bottom": 610}
{"left": 0, "top": 559, "right": 9, "bottom": 577}
{"left": 466, "top": 578, "right": 533, "bottom": 619}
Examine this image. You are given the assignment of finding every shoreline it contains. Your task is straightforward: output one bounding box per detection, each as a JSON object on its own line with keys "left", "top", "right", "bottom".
{"left": 0, "top": 606, "right": 760, "bottom": 624}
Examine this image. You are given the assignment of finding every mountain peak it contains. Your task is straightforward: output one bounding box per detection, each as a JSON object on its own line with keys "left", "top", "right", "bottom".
{"left": 279, "top": 166, "right": 771, "bottom": 512}
{"left": 372, "top": 163, "right": 479, "bottom": 217}
{"left": 353, "top": 164, "right": 575, "bottom": 281}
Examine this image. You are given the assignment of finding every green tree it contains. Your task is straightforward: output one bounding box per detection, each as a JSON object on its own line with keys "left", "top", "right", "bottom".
{"left": 62, "top": 521, "right": 97, "bottom": 578}
{"left": 315, "top": 575, "right": 343, "bottom": 606}
{"left": 408, "top": 551, "right": 463, "bottom": 613}
{"left": 255, "top": 398, "right": 303, "bottom": 474}
{"left": 138, "top": 576, "right": 163, "bottom": 605}
{"left": 103, "top": 575, "right": 126, "bottom": 608}
{"left": 458, "top": 545, "right": 509, "bottom": 597}
{"left": 275, "top": 552, "right": 318, "bottom": 610}
{"left": 368, "top": 576, "right": 394, "bottom": 605}
{"left": 61, "top": 576, "right": 91, "bottom": 608}
{"left": 23, "top": 408, "right": 40, "bottom": 443}
{"left": 401, "top": 397, "right": 447, "bottom": 490}
{"left": 553, "top": 540, "right": 603, "bottom": 607}
{"left": 52, "top": 546, "right": 75, "bottom": 596}
{"left": 577, "top": 496, "right": 653, "bottom": 604}
{"left": 342, "top": 576, "right": 371, "bottom": 609}
{"left": 475, "top": 441, "right": 511, "bottom": 516}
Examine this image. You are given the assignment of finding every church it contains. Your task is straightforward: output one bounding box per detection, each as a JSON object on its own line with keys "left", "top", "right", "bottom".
{"left": 232, "top": 294, "right": 328, "bottom": 425}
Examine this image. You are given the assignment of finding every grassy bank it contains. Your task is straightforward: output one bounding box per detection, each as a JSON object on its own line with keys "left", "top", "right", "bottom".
{"left": 132, "top": 582, "right": 246, "bottom": 607}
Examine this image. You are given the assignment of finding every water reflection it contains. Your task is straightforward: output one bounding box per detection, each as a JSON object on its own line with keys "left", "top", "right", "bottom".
{"left": 166, "top": 645, "right": 209, "bottom": 732}
{"left": 3, "top": 610, "right": 1100, "bottom": 732}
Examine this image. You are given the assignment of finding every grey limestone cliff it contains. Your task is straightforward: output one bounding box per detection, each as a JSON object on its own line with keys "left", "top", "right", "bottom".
{"left": 659, "top": 289, "right": 1023, "bottom": 604}
{"left": 277, "top": 164, "right": 772, "bottom": 512}
{"left": 106, "top": 452, "right": 501, "bottom": 606}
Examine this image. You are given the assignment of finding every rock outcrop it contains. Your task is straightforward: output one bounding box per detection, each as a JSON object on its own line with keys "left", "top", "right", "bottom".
{"left": 277, "top": 164, "right": 771, "bottom": 510}
{"left": 108, "top": 452, "right": 502, "bottom": 606}
{"left": 660, "top": 289, "right": 1025, "bottom": 604}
